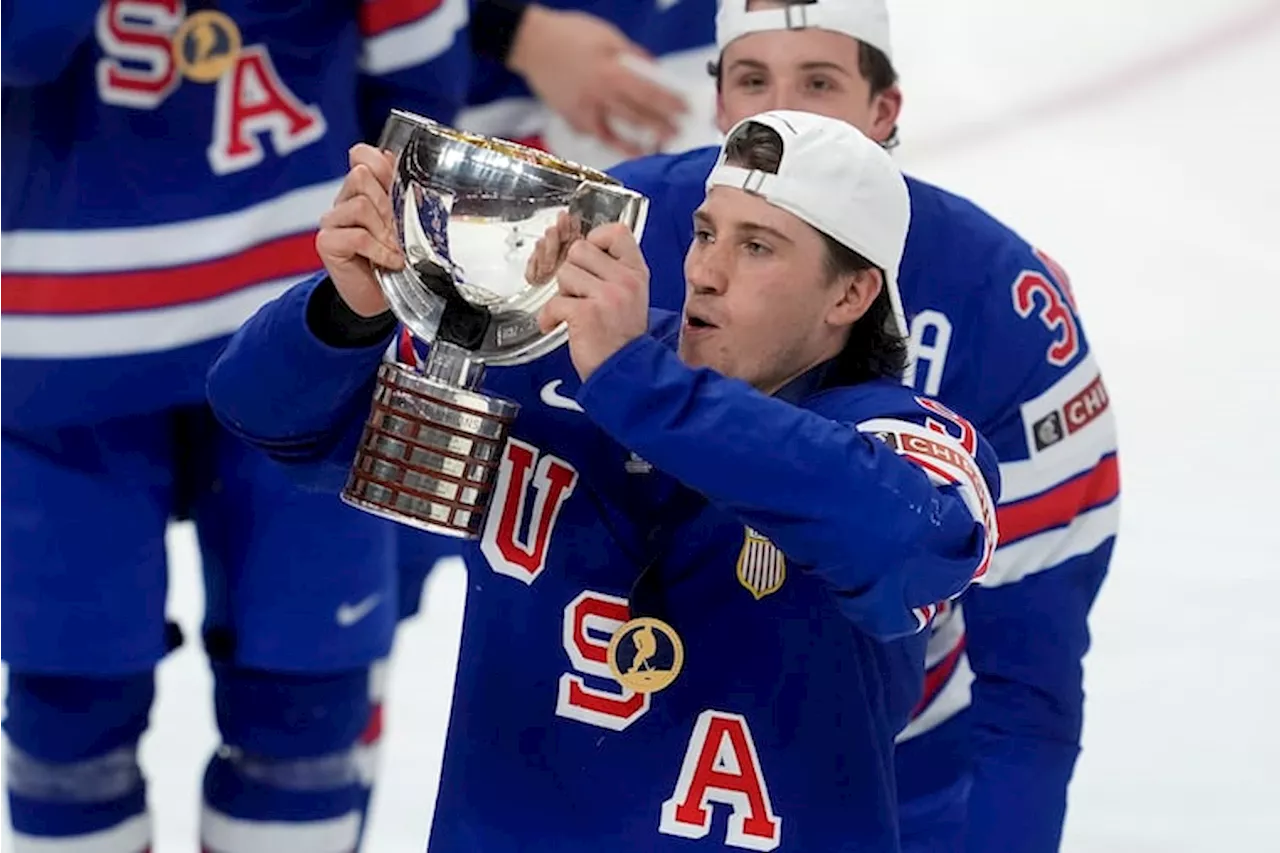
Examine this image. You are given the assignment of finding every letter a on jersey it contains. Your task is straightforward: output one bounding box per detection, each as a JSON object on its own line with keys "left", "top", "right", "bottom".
{"left": 660, "top": 711, "right": 782, "bottom": 851}
{"left": 208, "top": 45, "right": 326, "bottom": 175}
{"left": 481, "top": 438, "right": 578, "bottom": 585}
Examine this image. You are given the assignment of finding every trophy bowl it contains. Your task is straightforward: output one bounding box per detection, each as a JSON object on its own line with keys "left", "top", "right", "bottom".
{"left": 340, "top": 110, "right": 649, "bottom": 538}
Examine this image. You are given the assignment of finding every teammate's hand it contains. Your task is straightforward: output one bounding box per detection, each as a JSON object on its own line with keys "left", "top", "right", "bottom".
{"left": 537, "top": 222, "right": 649, "bottom": 381}
{"left": 525, "top": 210, "right": 581, "bottom": 286}
{"left": 315, "top": 144, "right": 404, "bottom": 318}
{"left": 507, "top": 6, "right": 688, "bottom": 158}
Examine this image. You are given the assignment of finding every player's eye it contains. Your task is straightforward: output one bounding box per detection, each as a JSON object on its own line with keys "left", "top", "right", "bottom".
{"left": 693, "top": 228, "right": 714, "bottom": 244}
{"left": 806, "top": 75, "right": 838, "bottom": 93}
{"left": 743, "top": 240, "right": 771, "bottom": 257}
{"left": 735, "top": 74, "right": 766, "bottom": 91}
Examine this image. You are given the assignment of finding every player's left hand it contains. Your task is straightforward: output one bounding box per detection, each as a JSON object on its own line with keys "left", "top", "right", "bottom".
{"left": 537, "top": 220, "right": 649, "bottom": 382}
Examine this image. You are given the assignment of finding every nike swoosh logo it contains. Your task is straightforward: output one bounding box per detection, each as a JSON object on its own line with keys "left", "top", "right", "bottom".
{"left": 336, "top": 594, "right": 381, "bottom": 627}
{"left": 540, "top": 380, "right": 584, "bottom": 413}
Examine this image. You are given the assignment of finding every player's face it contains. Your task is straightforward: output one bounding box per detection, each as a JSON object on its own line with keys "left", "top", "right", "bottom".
{"left": 716, "top": 29, "right": 901, "bottom": 145}
{"left": 679, "top": 187, "right": 879, "bottom": 394}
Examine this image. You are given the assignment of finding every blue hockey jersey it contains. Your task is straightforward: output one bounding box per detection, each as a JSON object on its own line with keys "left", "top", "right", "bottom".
{"left": 609, "top": 146, "right": 1121, "bottom": 851}
{"left": 207, "top": 272, "right": 1001, "bottom": 852}
{"left": 1, "top": 0, "right": 471, "bottom": 429}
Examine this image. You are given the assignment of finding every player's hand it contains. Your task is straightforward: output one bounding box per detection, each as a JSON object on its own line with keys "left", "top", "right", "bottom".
{"left": 537, "top": 222, "right": 649, "bottom": 381}
{"left": 315, "top": 144, "right": 404, "bottom": 318}
{"left": 507, "top": 6, "right": 688, "bottom": 158}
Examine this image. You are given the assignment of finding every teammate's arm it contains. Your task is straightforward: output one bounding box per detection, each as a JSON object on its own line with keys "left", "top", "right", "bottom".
{"left": 2, "top": 0, "right": 104, "bottom": 86}
{"left": 958, "top": 249, "right": 1119, "bottom": 852}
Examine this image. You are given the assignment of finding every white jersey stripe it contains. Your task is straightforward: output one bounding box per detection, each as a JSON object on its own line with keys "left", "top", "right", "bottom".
{"left": 0, "top": 180, "right": 341, "bottom": 275}
{"left": 1, "top": 276, "right": 301, "bottom": 358}
{"left": 201, "top": 807, "right": 361, "bottom": 853}
{"left": 988, "top": 498, "right": 1119, "bottom": 588}
{"left": 359, "top": 0, "right": 468, "bottom": 75}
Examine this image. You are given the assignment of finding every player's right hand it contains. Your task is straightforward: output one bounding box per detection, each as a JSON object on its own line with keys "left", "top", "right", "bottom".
{"left": 316, "top": 144, "right": 404, "bottom": 318}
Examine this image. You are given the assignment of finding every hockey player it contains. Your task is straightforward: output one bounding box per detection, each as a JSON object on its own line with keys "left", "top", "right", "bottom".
{"left": 1, "top": 2, "right": 469, "bottom": 851}
{"left": 605, "top": 2, "right": 1122, "bottom": 850}
{"left": 207, "top": 110, "right": 1000, "bottom": 851}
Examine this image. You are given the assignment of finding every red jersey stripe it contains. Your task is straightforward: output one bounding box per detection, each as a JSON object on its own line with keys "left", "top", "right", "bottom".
{"left": 1, "top": 232, "right": 320, "bottom": 315}
{"left": 997, "top": 453, "right": 1120, "bottom": 545}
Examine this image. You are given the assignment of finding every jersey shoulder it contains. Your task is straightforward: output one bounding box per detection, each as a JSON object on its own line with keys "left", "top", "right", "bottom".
{"left": 808, "top": 379, "right": 998, "bottom": 522}
{"left": 901, "top": 176, "right": 1102, "bottom": 435}
{"left": 804, "top": 379, "right": 984, "bottom": 449}
{"left": 608, "top": 146, "right": 717, "bottom": 198}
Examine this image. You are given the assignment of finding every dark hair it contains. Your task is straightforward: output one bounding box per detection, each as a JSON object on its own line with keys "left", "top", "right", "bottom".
{"left": 708, "top": 1, "right": 901, "bottom": 149}
{"left": 722, "top": 121, "right": 909, "bottom": 384}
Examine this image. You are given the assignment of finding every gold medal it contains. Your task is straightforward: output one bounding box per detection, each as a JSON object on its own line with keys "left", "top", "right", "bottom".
{"left": 606, "top": 617, "right": 684, "bottom": 694}
{"left": 172, "top": 11, "right": 242, "bottom": 83}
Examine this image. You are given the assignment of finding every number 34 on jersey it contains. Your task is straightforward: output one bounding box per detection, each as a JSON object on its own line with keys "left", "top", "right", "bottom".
{"left": 95, "top": 1, "right": 326, "bottom": 175}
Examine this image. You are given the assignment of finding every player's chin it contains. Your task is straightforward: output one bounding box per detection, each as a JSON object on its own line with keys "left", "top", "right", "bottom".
{"left": 677, "top": 335, "right": 724, "bottom": 374}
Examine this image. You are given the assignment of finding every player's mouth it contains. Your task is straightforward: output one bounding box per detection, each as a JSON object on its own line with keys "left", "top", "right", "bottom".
{"left": 683, "top": 311, "right": 718, "bottom": 334}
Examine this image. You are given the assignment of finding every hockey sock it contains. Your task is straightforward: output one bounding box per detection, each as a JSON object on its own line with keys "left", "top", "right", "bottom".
{"left": 201, "top": 662, "right": 384, "bottom": 853}
{"left": 3, "top": 670, "right": 155, "bottom": 853}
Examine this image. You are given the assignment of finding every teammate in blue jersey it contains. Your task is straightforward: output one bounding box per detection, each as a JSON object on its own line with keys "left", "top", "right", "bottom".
{"left": 207, "top": 110, "right": 1000, "bottom": 851}
{"left": 602, "top": 2, "right": 1123, "bottom": 850}
{"left": 1, "top": 2, "right": 469, "bottom": 851}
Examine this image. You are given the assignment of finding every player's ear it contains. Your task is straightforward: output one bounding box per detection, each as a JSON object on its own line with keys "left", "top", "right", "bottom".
{"left": 867, "top": 84, "right": 902, "bottom": 146}
{"left": 827, "top": 268, "right": 882, "bottom": 329}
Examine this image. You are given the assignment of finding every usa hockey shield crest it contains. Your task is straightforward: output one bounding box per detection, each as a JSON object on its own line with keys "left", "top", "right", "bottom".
{"left": 736, "top": 527, "right": 786, "bottom": 600}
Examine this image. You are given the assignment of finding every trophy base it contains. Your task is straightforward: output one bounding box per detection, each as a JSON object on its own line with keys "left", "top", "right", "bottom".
{"left": 341, "top": 361, "right": 519, "bottom": 539}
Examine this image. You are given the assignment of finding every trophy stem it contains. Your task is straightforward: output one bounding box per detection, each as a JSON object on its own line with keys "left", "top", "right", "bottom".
{"left": 422, "top": 340, "right": 486, "bottom": 389}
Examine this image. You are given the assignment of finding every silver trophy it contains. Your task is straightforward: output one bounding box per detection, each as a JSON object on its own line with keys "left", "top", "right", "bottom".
{"left": 340, "top": 110, "right": 649, "bottom": 538}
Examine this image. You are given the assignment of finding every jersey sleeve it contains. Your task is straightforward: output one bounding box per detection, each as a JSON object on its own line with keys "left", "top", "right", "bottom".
{"left": 958, "top": 245, "right": 1120, "bottom": 852}
{"left": 577, "top": 334, "right": 1000, "bottom": 641}
{"left": 1, "top": 0, "right": 103, "bottom": 87}
{"left": 355, "top": 0, "right": 472, "bottom": 138}
{"left": 206, "top": 272, "right": 392, "bottom": 493}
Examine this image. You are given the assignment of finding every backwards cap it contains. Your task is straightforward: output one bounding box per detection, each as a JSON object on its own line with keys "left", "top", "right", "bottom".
{"left": 716, "top": 0, "right": 893, "bottom": 60}
{"left": 706, "top": 110, "right": 911, "bottom": 339}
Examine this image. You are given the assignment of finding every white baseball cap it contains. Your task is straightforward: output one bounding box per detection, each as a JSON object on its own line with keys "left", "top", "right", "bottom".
{"left": 716, "top": 0, "right": 893, "bottom": 61}
{"left": 706, "top": 110, "right": 911, "bottom": 339}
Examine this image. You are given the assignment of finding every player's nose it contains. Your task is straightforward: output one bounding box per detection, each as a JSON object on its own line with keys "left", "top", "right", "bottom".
{"left": 684, "top": 244, "right": 728, "bottom": 296}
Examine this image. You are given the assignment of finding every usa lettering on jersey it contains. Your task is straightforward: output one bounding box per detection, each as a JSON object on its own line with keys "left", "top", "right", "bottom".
{"left": 94, "top": 0, "right": 327, "bottom": 174}
{"left": 480, "top": 438, "right": 578, "bottom": 585}
{"left": 660, "top": 710, "right": 782, "bottom": 851}
{"left": 556, "top": 591, "right": 651, "bottom": 731}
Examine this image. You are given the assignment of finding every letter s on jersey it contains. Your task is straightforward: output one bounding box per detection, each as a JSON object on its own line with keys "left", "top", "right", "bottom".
{"left": 95, "top": 0, "right": 326, "bottom": 175}
{"left": 1012, "top": 251, "right": 1080, "bottom": 367}
{"left": 95, "top": 0, "right": 184, "bottom": 108}
{"left": 556, "top": 591, "right": 650, "bottom": 731}
{"left": 660, "top": 711, "right": 782, "bottom": 851}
